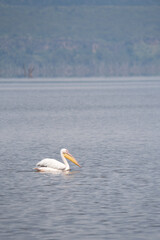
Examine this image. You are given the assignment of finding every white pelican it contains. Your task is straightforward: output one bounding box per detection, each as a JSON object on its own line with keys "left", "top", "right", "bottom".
{"left": 35, "top": 148, "right": 81, "bottom": 172}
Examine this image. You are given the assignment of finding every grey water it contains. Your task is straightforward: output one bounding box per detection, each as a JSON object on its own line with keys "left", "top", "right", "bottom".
{"left": 0, "top": 77, "right": 160, "bottom": 240}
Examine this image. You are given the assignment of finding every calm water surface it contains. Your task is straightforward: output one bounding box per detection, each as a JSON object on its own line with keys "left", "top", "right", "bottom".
{"left": 0, "top": 78, "right": 160, "bottom": 240}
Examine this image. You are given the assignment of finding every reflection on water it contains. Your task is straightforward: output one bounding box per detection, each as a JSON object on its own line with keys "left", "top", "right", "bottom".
{"left": 34, "top": 167, "right": 81, "bottom": 176}
{"left": 0, "top": 78, "right": 160, "bottom": 240}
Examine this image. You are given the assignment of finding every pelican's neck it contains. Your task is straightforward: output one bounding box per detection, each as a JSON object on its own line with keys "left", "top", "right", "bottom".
{"left": 60, "top": 150, "right": 70, "bottom": 170}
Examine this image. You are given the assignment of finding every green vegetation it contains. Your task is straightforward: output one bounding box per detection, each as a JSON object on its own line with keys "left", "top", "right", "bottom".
{"left": 0, "top": 0, "right": 160, "bottom": 77}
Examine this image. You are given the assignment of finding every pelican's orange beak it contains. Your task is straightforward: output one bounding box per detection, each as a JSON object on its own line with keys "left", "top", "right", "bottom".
{"left": 63, "top": 152, "right": 81, "bottom": 168}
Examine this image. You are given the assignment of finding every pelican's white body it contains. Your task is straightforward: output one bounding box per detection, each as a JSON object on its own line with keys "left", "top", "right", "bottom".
{"left": 36, "top": 149, "right": 71, "bottom": 172}
{"left": 36, "top": 158, "right": 68, "bottom": 171}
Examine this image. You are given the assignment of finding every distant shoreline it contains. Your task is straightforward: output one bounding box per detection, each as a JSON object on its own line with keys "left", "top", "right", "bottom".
{"left": 0, "top": 76, "right": 160, "bottom": 83}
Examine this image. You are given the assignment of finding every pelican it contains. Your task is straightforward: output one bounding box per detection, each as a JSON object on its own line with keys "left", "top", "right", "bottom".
{"left": 35, "top": 148, "right": 81, "bottom": 172}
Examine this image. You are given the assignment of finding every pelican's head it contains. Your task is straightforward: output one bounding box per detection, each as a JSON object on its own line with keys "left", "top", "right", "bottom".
{"left": 61, "top": 148, "right": 81, "bottom": 168}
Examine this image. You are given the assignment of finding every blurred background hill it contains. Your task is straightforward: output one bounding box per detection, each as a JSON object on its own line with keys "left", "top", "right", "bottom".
{"left": 0, "top": 0, "right": 160, "bottom": 77}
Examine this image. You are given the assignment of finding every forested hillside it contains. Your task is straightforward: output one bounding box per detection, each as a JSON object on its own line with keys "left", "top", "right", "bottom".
{"left": 0, "top": 0, "right": 160, "bottom": 77}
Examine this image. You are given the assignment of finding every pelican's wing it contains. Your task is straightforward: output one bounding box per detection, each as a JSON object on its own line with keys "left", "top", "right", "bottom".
{"left": 36, "top": 158, "right": 66, "bottom": 170}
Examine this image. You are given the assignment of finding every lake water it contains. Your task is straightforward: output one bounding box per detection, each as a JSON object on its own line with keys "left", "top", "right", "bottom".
{"left": 0, "top": 77, "right": 160, "bottom": 240}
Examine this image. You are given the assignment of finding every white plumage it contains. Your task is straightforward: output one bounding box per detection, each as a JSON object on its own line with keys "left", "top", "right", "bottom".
{"left": 37, "top": 158, "right": 66, "bottom": 170}
{"left": 35, "top": 148, "right": 81, "bottom": 172}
